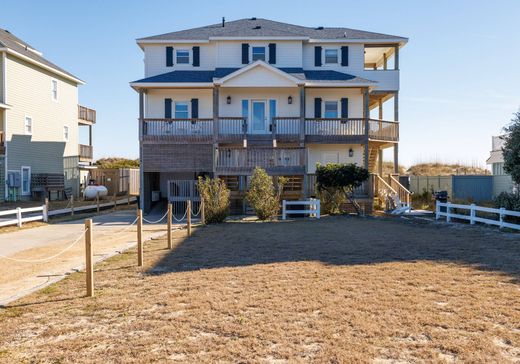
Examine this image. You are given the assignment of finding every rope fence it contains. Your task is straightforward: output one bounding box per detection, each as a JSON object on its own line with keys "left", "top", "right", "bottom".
{"left": 0, "top": 199, "right": 205, "bottom": 299}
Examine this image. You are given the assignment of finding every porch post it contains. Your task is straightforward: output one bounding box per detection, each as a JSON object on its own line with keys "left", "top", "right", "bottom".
{"left": 299, "top": 85, "right": 305, "bottom": 146}
{"left": 213, "top": 85, "right": 219, "bottom": 175}
{"left": 138, "top": 89, "right": 145, "bottom": 210}
{"left": 363, "top": 87, "right": 370, "bottom": 171}
{"left": 88, "top": 125, "right": 92, "bottom": 147}
{"left": 394, "top": 45, "right": 399, "bottom": 70}
{"left": 378, "top": 99, "right": 383, "bottom": 120}
{"left": 393, "top": 92, "right": 399, "bottom": 174}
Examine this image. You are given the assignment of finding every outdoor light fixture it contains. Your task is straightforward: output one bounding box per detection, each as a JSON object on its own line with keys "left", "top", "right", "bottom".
{"left": 288, "top": 96, "right": 293, "bottom": 104}
{"left": 349, "top": 148, "right": 354, "bottom": 157}
{"left": 227, "top": 96, "right": 231, "bottom": 104}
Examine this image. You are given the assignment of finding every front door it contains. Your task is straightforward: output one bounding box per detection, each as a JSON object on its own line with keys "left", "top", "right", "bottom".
{"left": 21, "top": 166, "right": 31, "bottom": 196}
{"left": 251, "top": 100, "right": 267, "bottom": 134}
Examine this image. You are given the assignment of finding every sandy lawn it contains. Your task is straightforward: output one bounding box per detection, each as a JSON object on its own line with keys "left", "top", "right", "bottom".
{"left": 0, "top": 216, "right": 519, "bottom": 363}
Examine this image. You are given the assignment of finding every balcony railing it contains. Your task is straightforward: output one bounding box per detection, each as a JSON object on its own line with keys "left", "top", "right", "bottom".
{"left": 78, "top": 105, "right": 96, "bottom": 124}
{"left": 216, "top": 147, "right": 304, "bottom": 173}
{"left": 0, "top": 131, "right": 5, "bottom": 155}
{"left": 78, "top": 144, "right": 93, "bottom": 161}
{"left": 141, "top": 117, "right": 399, "bottom": 142}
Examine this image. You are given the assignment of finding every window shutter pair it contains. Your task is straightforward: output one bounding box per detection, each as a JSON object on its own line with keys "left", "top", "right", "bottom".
{"left": 164, "top": 98, "right": 199, "bottom": 118}
{"left": 166, "top": 47, "right": 174, "bottom": 67}
{"left": 314, "top": 98, "right": 348, "bottom": 118}
{"left": 315, "top": 46, "right": 349, "bottom": 66}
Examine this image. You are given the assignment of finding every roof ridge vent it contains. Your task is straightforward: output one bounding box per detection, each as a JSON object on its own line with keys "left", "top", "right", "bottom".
{"left": 316, "top": 26, "right": 324, "bottom": 30}
{"left": 250, "top": 17, "right": 257, "bottom": 20}
{"left": 253, "top": 25, "right": 261, "bottom": 29}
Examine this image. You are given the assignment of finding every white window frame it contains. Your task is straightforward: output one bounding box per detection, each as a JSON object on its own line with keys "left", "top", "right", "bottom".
{"left": 24, "top": 115, "right": 33, "bottom": 135}
{"left": 51, "top": 79, "right": 58, "bottom": 101}
{"left": 251, "top": 46, "right": 266, "bottom": 62}
{"left": 324, "top": 100, "right": 339, "bottom": 118}
{"left": 21, "top": 166, "right": 31, "bottom": 196}
{"left": 175, "top": 49, "right": 191, "bottom": 65}
{"left": 324, "top": 48, "right": 339, "bottom": 64}
{"left": 63, "top": 125, "right": 69, "bottom": 141}
{"left": 174, "top": 101, "right": 190, "bottom": 119}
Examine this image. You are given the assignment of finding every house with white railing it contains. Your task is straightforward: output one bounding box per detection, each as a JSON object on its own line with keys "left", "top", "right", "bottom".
{"left": 131, "top": 18, "right": 410, "bottom": 212}
{"left": 0, "top": 28, "right": 96, "bottom": 201}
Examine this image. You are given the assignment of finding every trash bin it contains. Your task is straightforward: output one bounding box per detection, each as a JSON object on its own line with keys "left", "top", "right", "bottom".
{"left": 432, "top": 191, "right": 448, "bottom": 212}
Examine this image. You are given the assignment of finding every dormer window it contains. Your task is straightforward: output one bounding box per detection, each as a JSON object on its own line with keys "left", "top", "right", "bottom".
{"left": 252, "top": 46, "right": 266, "bottom": 61}
{"left": 176, "top": 50, "right": 190, "bottom": 64}
{"left": 325, "top": 49, "right": 338, "bottom": 64}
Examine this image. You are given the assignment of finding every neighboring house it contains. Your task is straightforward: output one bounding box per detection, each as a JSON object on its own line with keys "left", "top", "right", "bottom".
{"left": 0, "top": 28, "right": 95, "bottom": 201}
{"left": 487, "top": 135, "right": 515, "bottom": 196}
{"left": 131, "top": 18, "right": 408, "bottom": 212}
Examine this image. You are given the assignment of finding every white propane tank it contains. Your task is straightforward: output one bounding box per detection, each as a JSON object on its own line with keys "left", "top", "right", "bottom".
{"left": 83, "top": 185, "right": 108, "bottom": 200}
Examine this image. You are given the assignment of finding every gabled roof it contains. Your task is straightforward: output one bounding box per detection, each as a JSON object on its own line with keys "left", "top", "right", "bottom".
{"left": 0, "top": 28, "right": 83, "bottom": 84}
{"left": 137, "top": 18, "right": 407, "bottom": 43}
{"left": 214, "top": 61, "right": 304, "bottom": 85}
{"left": 130, "top": 63, "right": 376, "bottom": 88}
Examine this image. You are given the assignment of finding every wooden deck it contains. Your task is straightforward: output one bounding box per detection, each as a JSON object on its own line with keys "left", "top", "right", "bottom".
{"left": 216, "top": 147, "right": 305, "bottom": 175}
{"left": 141, "top": 117, "right": 399, "bottom": 144}
{"left": 78, "top": 144, "right": 93, "bottom": 162}
{"left": 78, "top": 105, "right": 96, "bottom": 125}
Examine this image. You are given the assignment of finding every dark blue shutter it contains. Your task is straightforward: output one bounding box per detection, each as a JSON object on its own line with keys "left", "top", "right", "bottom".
{"left": 165, "top": 98, "right": 172, "bottom": 118}
{"left": 314, "top": 46, "right": 322, "bottom": 67}
{"left": 341, "top": 98, "right": 349, "bottom": 118}
{"left": 242, "top": 43, "right": 249, "bottom": 64}
{"left": 268, "top": 43, "right": 276, "bottom": 64}
{"left": 314, "top": 98, "right": 322, "bottom": 118}
{"left": 191, "top": 99, "right": 199, "bottom": 118}
{"left": 341, "top": 46, "right": 349, "bottom": 66}
{"left": 192, "top": 46, "right": 200, "bottom": 67}
{"left": 166, "top": 47, "right": 174, "bottom": 67}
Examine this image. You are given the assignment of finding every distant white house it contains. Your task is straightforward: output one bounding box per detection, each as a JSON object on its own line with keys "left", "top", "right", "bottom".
{"left": 487, "top": 135, "right": 515, "bottom": 195}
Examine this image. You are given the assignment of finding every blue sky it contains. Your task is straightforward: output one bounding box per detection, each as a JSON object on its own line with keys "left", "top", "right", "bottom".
{"left": 2, "top": 0, "right": 519, "bottom": 167}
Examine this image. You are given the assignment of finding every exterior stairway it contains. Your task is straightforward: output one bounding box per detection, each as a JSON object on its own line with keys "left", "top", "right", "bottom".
{"left": 373, "top": 174, "right": 412, "bottom": 214}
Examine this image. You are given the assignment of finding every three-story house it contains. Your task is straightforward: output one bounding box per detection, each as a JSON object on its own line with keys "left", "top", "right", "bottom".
{"left": 131, "top": 18, "right": 408, "bottom": 213}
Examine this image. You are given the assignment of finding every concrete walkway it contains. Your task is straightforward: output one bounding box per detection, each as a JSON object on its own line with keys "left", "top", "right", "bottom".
{"left": 0, "top": 209, "right": 181, "bottom": 305}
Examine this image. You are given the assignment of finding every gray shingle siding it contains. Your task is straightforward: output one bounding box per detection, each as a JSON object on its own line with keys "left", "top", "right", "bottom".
{"left": 137, "top": 18, "right": 407, "bottom": 42}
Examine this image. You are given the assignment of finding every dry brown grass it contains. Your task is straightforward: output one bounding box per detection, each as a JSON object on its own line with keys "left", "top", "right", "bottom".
{"left": 407, "top": 163, "right": 490, "bottom": 176}
{"left": 0, "top": 217, "right": 519, "bottom": 363}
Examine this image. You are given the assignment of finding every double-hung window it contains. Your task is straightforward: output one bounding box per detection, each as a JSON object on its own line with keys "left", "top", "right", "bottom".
{"left": 24, "top": 116, "right": 33, "bottom": 135}
{"left": 325, "top": 49, "right": 338, "bottom": 64}
{"left": 63, "top": 126, "right": 69, "bottom": 141}
{"left": 51, "top": 79, "right": 58, "bottom": 101}
{"left": 252, "top": 47, "right": 266, "bottom": 61}
{"left": 324, "top": 101, "right": 338, "bottom": 118}
{"left": 176, "top": 50, "right": 190, "bottom": 64}
{"left": 175, "top": 102, "right": 189, "bottom": 119}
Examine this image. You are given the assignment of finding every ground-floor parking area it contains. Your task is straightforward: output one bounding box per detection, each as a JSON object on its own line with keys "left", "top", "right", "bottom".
{"left": 0, "top": 216, "right": 519, "bottom": 362}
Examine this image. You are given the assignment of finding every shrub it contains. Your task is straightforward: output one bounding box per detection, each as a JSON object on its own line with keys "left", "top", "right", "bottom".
{"left": 494, "top": 191, "right": 520, "bottom": 223}
{"left": 246, "top": 168, "right": 286, "bottom": 220}
{"left": 316, "top": 163, "right": 369, "bottom": 215}
{"left": 197, "top": 177, "right": 230, "bottom": 224}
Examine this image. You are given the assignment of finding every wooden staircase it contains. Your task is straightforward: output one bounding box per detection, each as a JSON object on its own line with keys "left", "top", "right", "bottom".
{"left": 373, "top": 174, "right": 413, "bottom": 214}
{"left": 367, "top": 147, "right": 378, "bottom": 173}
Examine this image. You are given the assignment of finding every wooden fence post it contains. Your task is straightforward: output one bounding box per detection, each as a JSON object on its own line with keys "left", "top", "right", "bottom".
{"left": 200, "top": 198, "right": 205, "bottom": 225}
{"left": 167, "top": 203, "right": 172, "bottom": 249}
{"left": 85, "top": 219, "right": 94, "bottom": 297}
{"left": 446, "top": 202, "right": 452, "bottom": 222}
{"left": 187, "top": 200, "right": 192, "bottom": 236}
{"left": 96, "top": 191, "right": 100, "bottom": 214}
{"left": 137, "top": 209, "right": 143, "bottom": 266}
{"left": 71, "top": 195, "right": 74, "bottom": 216}
{"left": 44, "top": 198, "right": 49, "bottom": 222}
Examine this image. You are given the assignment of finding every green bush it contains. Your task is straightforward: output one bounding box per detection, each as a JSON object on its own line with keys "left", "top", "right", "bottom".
{"left": 494, "top": 192, "right": 520, "bottom": 223}
{"left": 197, "top": 177, "right": 230, "bottom": 224}
{"left": 315, "top": 163, "right": 369, "bottom": 215}
{"left": 246, "top": 168, "right": 286, "bottom": 220}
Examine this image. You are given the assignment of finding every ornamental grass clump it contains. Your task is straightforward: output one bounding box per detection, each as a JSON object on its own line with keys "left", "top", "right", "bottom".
{"left": 246, "top": 167, "right": 286, "bottom": 220}
{"left": 197, "top": 176, "right": 230, "bottom": 224}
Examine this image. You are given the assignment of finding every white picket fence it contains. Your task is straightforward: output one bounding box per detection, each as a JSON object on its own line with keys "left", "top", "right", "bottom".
{"left": 282, "top": 199, "right": 321, "bottom": 220}
{"left": 0, "top": 205, "right": 48, "bottom": 228}
{"left": 436, "top": 201, "right": 520, "bottom": 231}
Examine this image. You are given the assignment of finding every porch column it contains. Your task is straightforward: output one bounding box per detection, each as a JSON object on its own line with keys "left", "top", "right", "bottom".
{"left": 363, "top": 87, "right": 370, "bottom": 171}
{"left": 299, "top": 85, "right": 305, "bottom": 146}
{"left": 88, "top": 125, "right": 92, "bottom": 147}
{"left": 394, "top": 45, "right": 399, "bottom": 70}
{"left": 212, "top": 85, "right": 219, "bottom": 175}
{"left": 138, "top": 89, "right": 145, "bottom": 210}
{"left": 378, "top": 149, "right": 383, "bottom": 176}
{"left": 378, "top": 99, "right": 383, "bottom": 120}
{"left": 393, "top": 92, "right": 399, "bottom": 174}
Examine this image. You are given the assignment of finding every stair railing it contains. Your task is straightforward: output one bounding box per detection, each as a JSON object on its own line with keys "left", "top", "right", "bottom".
{"left": 374, "top": 174, "right": 399, "bottom": 210}
{"left": 388, "top": 175, "right": 412, "bottom": 207}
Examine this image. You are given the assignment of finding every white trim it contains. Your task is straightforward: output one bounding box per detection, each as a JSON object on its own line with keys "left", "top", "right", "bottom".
{"left": 0, "top": 48, "right": 84, "bottom": 85}
{"left": 0, "top": 102, "right": 11, "bottom": 109}
{"left": 24, "top": 115, "right": 33, "bottom": 135}
{"left": 137, "top": 39, "right": 210, "bottom": 45}
{"left": 130, "top": 82, "right": 213, "bottom": 89}
{"left": 214, "top": 60, "right": 304, "bottom": 85}
{"left": 307, "top": 38, "right": 408, "bottom": 45}
{"left": 210, "top": 36, "right": 309, "bottom": 41}
{"left": 304, "top": 81, "right": 377, "bottom": 87}
{"left": 21, "top": 165, "right": 31, "bottom": 196}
